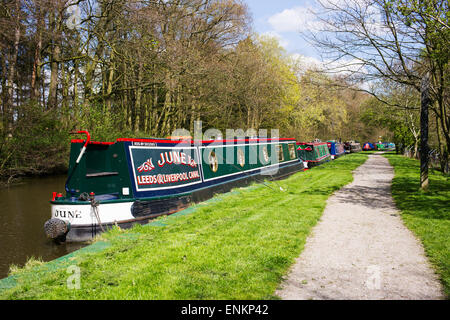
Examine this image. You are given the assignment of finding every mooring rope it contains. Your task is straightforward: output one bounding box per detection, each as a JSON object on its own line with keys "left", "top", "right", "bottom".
{"left": 78, "top": 192, "right": 105, "bottom": 233}
{"left": 90, "top": 198, "right": 105, "bottom": 232}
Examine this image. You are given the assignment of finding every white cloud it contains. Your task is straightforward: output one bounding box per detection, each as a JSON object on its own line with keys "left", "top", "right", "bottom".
{"left": 268, "top": 6, "right": 319, "bottom": 33}
{"left": 314, "top": 0, "right": 389, "bottom": 36}
{"left": 267, "top": 1, "right": 389, "bottom": 36}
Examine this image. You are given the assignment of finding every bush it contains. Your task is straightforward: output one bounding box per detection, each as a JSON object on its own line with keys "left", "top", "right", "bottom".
{"left": 0, "top": 103, "right": 69, "bottom": 181}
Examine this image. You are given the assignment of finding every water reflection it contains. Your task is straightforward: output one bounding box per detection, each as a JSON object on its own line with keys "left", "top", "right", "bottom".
{"left": 0, "top": 175, "right": 85, "bottom": 279}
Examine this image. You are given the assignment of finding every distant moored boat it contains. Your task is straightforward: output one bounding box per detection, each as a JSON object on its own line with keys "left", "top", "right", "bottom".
{"left": 327, "top": 141, "right": 346, "bottom": 159}
{"left": 363, "top": 142, "right": 375, "bottom": 151}
{"left": 350, "top": 142, "right": 362, "bottom": 153}
{"left": 296, "top": 142, "right": 331, "bottom": 168}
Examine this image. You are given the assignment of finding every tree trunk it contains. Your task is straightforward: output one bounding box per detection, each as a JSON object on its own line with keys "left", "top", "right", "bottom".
{"left": 1, "top": 48, "right": 7, "bottom": 132}
{"left": 48, "top": 10, "right": 60, "bottom": 110}
{"left": 420, "top": 73, "right": 430, "bottom": 191}
{"left": 73, "top": 60, "right": 80, "bottom": 123}
{"left": 135, "top": 59, "right": 143, "bottom": 132}
{"left": 5, "top": 1, "right": 21, "bottom": 132}
{"left": 435, "top": 115, "right": 449, "bottom": 174}
{"left": 106, "top": 54, "right": 115, "bottom": 114}
{"left": 31, "top": 5, "right": 42, "bottom": 101}
{"left": 414, "top": 139, "right": 419, "bottom": 159}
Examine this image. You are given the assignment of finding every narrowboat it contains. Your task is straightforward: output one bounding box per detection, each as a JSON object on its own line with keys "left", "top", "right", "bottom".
{"left": 327, "top": 141, "right": 345, "bottom": 159}
{"left": 343, "top": 141, "right": 362, "bottom": 153}
{"left": 343, "top": 142, "right": 351, "bottom": 154}
{"left": 376, "top": 142, "right": 395, "bottom": 151}
{"left": 296, "top": 142, "right": 331, "bottom": 168}
{"left": 362, "top": 142, "right": 375, "bottom": 151}
{"left": 44, "top": 131, "right": 304, "bottom": 242}
{"left": 350, "top": 142, "right": 362, "bottom": 153}
{"left": 385, "top": 142, "right": 396, "bottom": 151}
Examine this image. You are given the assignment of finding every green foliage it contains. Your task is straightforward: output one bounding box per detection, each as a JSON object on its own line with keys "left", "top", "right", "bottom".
{"left": 361, "top": 90, "right": 420, "bottom": 151}
{"left": 0, "top": 103, "right": 70, "bottom": 179}
{"left": 288, "top": 71, "right": 350, "bottom": 141}
{"left": 76, "top": 103, "right": 131, "bottom": 142}
{"left": 385, "top": 154, "right": 450, "bottom": 297}
{"left": 8, "top": 257, "right": 44, "bottom": 276}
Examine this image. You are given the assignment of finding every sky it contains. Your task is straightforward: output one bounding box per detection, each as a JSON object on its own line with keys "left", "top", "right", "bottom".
{"left": 244, "top": 0, "right": 321, "bottom": 61}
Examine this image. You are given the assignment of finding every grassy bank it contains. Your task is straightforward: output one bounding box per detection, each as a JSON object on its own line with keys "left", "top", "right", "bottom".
{"left": 384, "top": 154, "right": 450, "bottom": 297}
{"left": 0, "top": 154, "right": 367, "bottom": 300}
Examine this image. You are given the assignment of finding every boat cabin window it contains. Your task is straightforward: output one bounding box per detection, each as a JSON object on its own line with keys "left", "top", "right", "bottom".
{"left": 238, "top": 148, "right": 245, "bottom": 167}
{"left": 85, "top": 145, "right": 113, "bottom": 175}
{"left": 319, "top": 145, "right": 324, "bottom": 156}
{"left": 209, "top": 151, "right": 218, "bottom": 172}
{"left": 277, "top": 145, "right": 284, "bottom": 162}
{"left": 288, "top": 144, "right": 296, "bottom": 159}
{"left": 262, "top": 146, "right": 269, "bottom": 163}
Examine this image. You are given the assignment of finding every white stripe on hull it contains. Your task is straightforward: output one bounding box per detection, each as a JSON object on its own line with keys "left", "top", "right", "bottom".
{"left": 51, "top": 202, "right": 134, "bottom": 227}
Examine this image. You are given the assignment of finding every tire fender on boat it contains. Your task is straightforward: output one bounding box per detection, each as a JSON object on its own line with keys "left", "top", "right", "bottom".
{"left": 44, "top": 218, "right": 70, "bottom": 242}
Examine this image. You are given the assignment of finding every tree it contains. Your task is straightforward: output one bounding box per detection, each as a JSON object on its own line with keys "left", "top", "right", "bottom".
{"left": 361, "top": 82, "right": 420, "bottom": 155}
{"left": 309, "top": 0, "right": 449, "bottom": 188}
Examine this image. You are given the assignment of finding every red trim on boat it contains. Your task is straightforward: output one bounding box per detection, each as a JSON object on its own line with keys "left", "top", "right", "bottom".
{"left": 199, "top": 138, "right": 296, "bottom": 143}
{"left": 117, "top": 137, "right": 296, "bottom": 143}
{"left": 72, "top": 137, "right": 297, "bottom": 145}
{"left": 71, "top": 139, "right": 114, "bottom": 145}
{"left": 114, "top": 137, "right": 296, "bottom": 144}
{"left": 116, "top": 138, "right": 192, "bottom": 144}
{"left": 296, "top": 142, "right": 328, "bottom": 146}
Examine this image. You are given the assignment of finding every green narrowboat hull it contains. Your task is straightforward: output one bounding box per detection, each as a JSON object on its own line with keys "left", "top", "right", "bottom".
{"left": 296, "top": 142, "right": 331, "bottom": 168}
{"left": 46, "top": 137, "right": 304, "bottom": 242}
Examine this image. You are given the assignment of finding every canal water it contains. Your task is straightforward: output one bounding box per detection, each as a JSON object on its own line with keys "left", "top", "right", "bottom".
{"left": 0, "top": 175, "right": 85, "bottom": 279}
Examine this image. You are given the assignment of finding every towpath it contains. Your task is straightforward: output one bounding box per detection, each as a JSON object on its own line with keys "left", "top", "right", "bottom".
{"left": 276, "top": 154, "right": 444, "bottom": 299}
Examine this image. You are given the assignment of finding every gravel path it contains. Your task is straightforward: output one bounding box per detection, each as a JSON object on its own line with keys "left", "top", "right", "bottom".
{"left": 276, "top": 154, "right": 444, "bottom": 300}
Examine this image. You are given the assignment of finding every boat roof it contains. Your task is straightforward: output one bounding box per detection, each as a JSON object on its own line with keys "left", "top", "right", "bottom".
{"left": 71, "top": 137, "right": 297, "bottom": 145}
{"left": 296, "top": 141, "right": 328, "bottom": 146}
